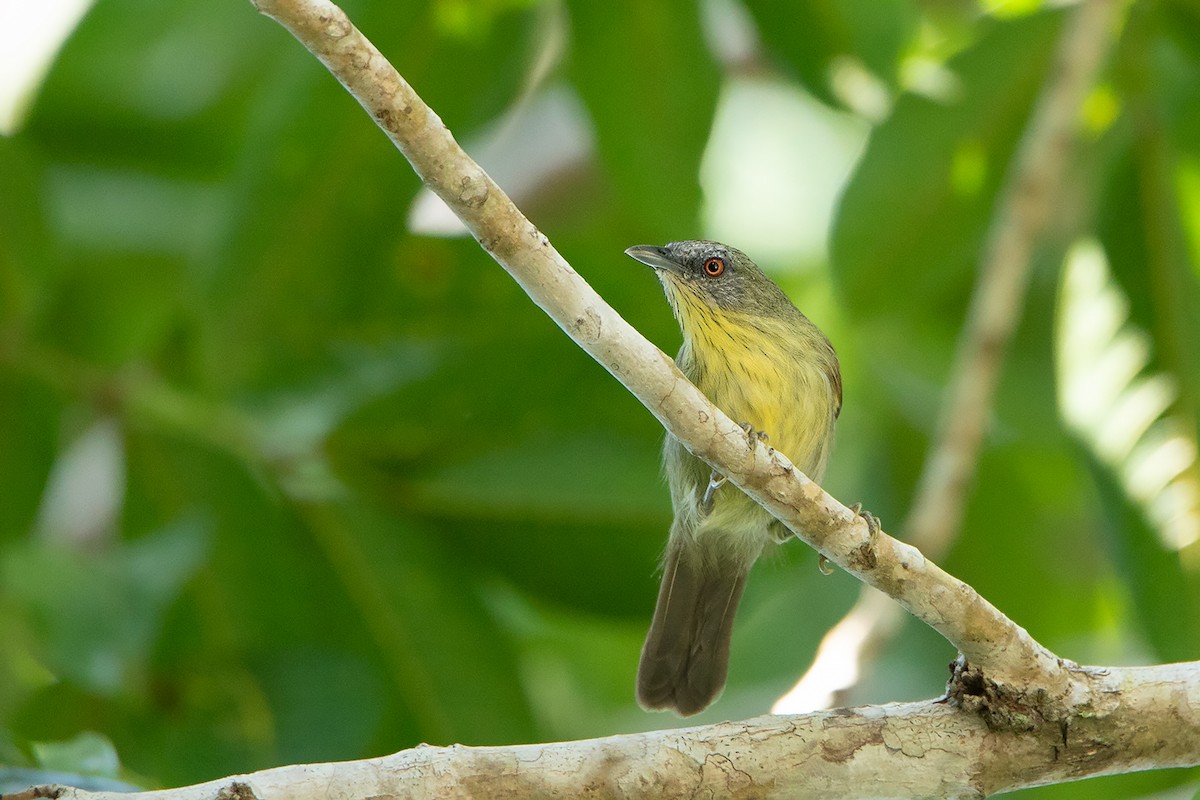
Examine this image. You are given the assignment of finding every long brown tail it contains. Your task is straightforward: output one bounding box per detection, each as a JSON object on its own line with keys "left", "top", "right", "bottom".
{"left": 636, "top": 540, "right": 749, "bottom": 716}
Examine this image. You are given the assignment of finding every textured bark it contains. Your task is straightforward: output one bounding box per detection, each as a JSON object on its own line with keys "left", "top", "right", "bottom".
{"left": 15, "top": 663, "right": 1200, "bottom": 800}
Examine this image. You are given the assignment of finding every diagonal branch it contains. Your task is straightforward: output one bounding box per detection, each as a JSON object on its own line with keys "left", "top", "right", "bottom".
{"left": 776, "top": 0, "right": 1124, "bottom": 713}
{"left": 245, "top": 0, "right": 1062, "bottom": 694}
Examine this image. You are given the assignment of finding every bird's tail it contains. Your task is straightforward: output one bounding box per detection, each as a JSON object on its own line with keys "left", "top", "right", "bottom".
{"left": 636, "top": 539, "right": 749, "bottom": 716}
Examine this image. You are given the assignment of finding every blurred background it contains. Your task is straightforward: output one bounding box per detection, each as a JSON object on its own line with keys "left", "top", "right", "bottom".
{"left": 1, "top": 0, "right": 1199, "bottom": 797}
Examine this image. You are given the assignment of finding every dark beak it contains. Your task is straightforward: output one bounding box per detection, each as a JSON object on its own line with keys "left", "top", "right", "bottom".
{"left": 624, "top": 245, "right": 680, "bottom": 273}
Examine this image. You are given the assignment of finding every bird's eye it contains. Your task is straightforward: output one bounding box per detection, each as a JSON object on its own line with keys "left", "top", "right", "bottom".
{"left": 703, "top": 257, "right": 725, "bottom": 277}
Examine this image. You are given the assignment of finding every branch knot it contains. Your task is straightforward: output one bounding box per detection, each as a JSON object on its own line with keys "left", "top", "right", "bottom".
{"left": 947, "top": 657, "right": 1048, "bottom": 732}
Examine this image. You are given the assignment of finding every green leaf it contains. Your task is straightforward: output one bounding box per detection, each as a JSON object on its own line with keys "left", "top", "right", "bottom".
{"left": 299, "top": 502, "right": 537, "bottom": 745}
{"left": 358, "top": 0, "right": 550, "bottom": 134}
{"left": 742, "top": 0, "right": 919, "bottom": 107}
{"left": 0, "top": 375, "right": 61, "bottom": 544}
{"left": 0, "top": 138, "right": 58, "bottom": 326}
{"left": 2, "top": 517, "right": 209, "bottom": 693}
{"left": 1087, "top": 446, "right": 1200, "bottom": 662}
{"left": 1056, "top": 240, "right": 1200, "bottom": 662}
{"left": 833, "top": 9, "right": 1063, "bottom": 322}
{"left": 408, "top": 431, "right": 663, "bottom": 523}
{"left": 565, "top": 0, "right": 720, "bottom": 238}
{"left": 258, "top": 648, "right": 387, "bottom": 765}
{"left": 1103, "top": 5, "right": 1200, "bottom": 467}
{"left": 31, "top": 731, "right": 119, "bottom": 779}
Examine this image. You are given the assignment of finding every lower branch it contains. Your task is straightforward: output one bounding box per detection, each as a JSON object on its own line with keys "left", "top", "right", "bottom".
{"left": 17, "top": 663, "right": 1200, "bottom": 800}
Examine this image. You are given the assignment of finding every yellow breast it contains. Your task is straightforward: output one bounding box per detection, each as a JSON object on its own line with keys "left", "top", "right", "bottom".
{"left": 675, "top": 296, "right": 837, "bottom": 482}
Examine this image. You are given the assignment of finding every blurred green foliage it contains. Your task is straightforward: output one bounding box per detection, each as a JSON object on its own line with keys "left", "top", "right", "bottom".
{"left": 1, "top": 0, "right": 1199, "bottom": 797}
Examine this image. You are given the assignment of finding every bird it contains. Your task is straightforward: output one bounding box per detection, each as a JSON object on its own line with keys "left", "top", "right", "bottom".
{"left": 625, "top": 240, "right": 841, "bottom": 716}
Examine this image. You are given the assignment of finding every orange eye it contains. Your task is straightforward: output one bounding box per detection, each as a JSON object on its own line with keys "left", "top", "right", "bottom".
{"left": 703, "top": 257, "right": 725, "bottom": 277}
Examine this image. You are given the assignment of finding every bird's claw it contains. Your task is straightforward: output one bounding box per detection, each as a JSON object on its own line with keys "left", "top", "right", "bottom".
{"left": 850, "top": 502, "right": 881, "bottom": 545}
{"left": 701, "top": 470, "right": 727, "bottom": 514}
{"left": 820, "top": 504, "right": 879, "bottom": 575}
{"left": 700, "top": 424, "right": 779, "bottom": 514}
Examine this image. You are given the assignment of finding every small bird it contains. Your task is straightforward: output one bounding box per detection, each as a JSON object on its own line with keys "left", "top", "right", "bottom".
{"left": 625, "top": 240, "right": 841, "bottom": 716}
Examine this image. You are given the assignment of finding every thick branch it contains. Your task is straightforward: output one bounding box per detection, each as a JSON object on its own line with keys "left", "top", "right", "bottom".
{"left": 17, "top": 663, "right": 1200, "bottom": 800}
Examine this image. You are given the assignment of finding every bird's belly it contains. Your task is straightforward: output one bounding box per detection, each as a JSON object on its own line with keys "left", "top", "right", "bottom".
{"left": 704, "top": 360, "right": 832, "bottom": 480}
{"left": 668, "top": 324, "right": 836, "bottom": 562}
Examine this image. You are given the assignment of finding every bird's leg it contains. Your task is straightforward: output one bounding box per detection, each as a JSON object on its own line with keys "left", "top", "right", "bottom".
{"left": 700, "top": 471, "right": 726, "bottom": 514}
{"left": 703, "top": 424, "right": 773, "bottom": 515}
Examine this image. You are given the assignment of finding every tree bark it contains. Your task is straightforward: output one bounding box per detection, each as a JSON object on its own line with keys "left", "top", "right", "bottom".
{"left": 13, "top": 663, "right": 1200, "bottom": 799}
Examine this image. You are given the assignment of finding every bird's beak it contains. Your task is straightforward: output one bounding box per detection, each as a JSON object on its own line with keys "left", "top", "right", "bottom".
{"left": 624, "top": 245, "right": 680, "bottom": 274}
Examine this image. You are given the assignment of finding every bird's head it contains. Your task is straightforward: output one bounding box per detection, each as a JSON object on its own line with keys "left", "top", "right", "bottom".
{"left": 624, "top": 240, "right": 795, "bottom": 325}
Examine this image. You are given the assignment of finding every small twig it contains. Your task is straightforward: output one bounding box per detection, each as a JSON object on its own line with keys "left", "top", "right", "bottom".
{"left": 776, "top": 0, "right": 1123, "bottom": 712}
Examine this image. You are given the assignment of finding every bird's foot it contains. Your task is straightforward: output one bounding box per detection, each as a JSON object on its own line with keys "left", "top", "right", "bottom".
{"left": 850, "top": 502, "right": 881, "bottom": 545}
{"left": 818, "top": 505, "right": 880, "bottom": 576}
{"left": 738, "top": 422, "right": 773, "bottom": 454}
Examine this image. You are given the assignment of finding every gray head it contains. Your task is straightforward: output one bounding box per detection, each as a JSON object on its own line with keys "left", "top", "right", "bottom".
{"left": 624, "top": 240, "right": 797, "bottom": 320}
